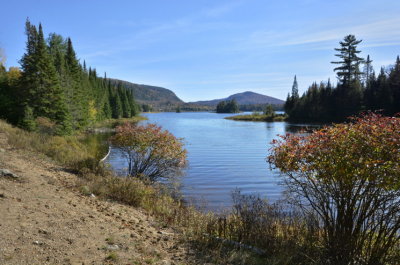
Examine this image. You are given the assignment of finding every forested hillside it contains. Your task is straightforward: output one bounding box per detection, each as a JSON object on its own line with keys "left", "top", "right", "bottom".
{"left": 192, "top": 91, "right": 284, "bottom": 107}
{"left": 109, "top": 79, "right": 183, "bottom": 106}
{"left": 285, "top": 35, "right": 400, "bottom": 122}
{"left": 0, "top": 19, "right": 139, "bottom": 134}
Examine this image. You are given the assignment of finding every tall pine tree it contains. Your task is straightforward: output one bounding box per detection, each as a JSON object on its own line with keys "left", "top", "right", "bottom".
{"left": 19, "top": 20, "right": 71, "bottom": 133}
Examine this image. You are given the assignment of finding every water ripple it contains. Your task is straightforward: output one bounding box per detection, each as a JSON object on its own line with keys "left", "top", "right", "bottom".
{"left": 107, "top": 112, "right": 300, "bottom": 211}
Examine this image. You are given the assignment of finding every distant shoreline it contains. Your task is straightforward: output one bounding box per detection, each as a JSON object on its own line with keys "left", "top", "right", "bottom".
{"left": 225, "top": 113, "right": 287, "bottom": 122}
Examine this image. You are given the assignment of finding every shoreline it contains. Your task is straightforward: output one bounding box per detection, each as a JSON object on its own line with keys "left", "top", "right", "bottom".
{"left": 225, "top": 113, "right": 287, "bottom": 122}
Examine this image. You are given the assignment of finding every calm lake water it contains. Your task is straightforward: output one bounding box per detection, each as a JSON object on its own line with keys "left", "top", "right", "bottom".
{"left": 106, "top": 112, "right": 310, "bottom": 210}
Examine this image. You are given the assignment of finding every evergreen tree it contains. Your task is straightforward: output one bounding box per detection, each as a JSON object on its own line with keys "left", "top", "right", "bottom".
{"left": 216, "top": 100, "right": 239, "bottom": 113}
{"left": 363, "top": 55, "right": 373, "bottom": 88}
{"left": 19, "top": 21, "right": 70, "bottom": 132}
{"left": 389, "top": 56, "right": 400, "bottom": 114}
{"left": 284, "top": 75, "right": 299, "bottom": 116}
{"left": 331, "top": 35, "right": 364, "bottom": 118}
{"left": 128, "top": 90, "right": 138, "bottom": 116}
{"left": 364, "top": 71, "right": 377, "bottom": 110}
{"left": 376, "top": 68, "right": 392, "bottom": 113}
{"left": 291, "top": 75, "right": 299, "bottom": 99}
{"left": 216, "top": 101, "right": 226, "bottom": 113}
{"left": 141, "top": 104, "right": 152, "bottom": 112}
{"left": 1, "top": 20, "right": 138, "bottom": 133}
{"left": 47, "top": 33, "right": 67, "bottom": 56}
{"left": 20, "top": 106, "right": 36, "bottom": 131}
{"left": 112, "top": 90, "right": 123, "bottom": 118}
{"left": 121, "top": 89, "right": 131, "bottom": 118}
{"left": 103, "top": 99, "right": 112, "bottom": 119}
{"left": 331, "top": 35, "right": 364, "bottom": 85}
{"left": 264, "top": 104, "right": 275, "bottom": 116}
{"left": 65, "top": 37, "right": 88, "bottom": 128}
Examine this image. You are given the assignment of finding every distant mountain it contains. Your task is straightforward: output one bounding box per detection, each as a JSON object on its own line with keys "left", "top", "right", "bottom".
{"left": 109, "top": 79, "right": 184, "bottom": 106}
{"left": 190, "top": 91, "right": 285, "bottom": 106}
{"left": 109, "top": 79, "right": 284, "bottom": 112}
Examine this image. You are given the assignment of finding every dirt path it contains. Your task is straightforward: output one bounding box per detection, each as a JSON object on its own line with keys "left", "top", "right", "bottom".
{"left": 0, "top": 133, "right": 204, "bottom": 265}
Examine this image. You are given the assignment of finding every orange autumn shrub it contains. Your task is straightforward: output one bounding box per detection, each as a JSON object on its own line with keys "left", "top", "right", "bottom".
{"left": 268, "top": 113, "right": 400, "bottom": 265}
{"left": 111, "top": 123, "right": 187, "bottom": 182}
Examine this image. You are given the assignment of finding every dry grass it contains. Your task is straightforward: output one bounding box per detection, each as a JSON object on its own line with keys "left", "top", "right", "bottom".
{"left": 79, "top": 170, "right": 323, "bottom": 264}
{"left": 89, "top": 116, "right": 147, "bottom": 129}
{"left": 0, "top": 119, "right": 105, "bottom": 174}
{"left": 0, "top": 119, "right": 322, "bottom": 264}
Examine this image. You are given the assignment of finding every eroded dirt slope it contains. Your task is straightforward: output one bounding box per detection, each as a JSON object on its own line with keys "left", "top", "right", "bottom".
{"left": 0, "top": 133, "right": 203, "bottom": 265}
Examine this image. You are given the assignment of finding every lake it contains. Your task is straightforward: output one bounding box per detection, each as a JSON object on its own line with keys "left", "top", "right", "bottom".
{"left": 106, "top": 112, "right": 310, "bottom": 210}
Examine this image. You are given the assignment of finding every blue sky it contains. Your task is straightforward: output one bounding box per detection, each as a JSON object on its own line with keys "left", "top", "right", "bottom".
{"left": 1, "top": 0, "right": 399, "bottom": 101}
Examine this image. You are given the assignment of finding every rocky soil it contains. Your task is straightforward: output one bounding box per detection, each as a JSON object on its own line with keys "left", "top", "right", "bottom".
{"left": 0, "top": 132, "right": 206, "bottom": 265}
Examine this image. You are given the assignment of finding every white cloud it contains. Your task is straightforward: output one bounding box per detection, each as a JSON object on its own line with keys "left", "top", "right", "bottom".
{"left": 237, "top": 17, "right": 400, "bottom": 52}
{"left": 203, "top": 1, "right": 243, "bottom": 17}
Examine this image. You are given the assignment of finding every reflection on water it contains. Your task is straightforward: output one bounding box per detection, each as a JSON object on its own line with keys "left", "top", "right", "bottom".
{"left": 106, "top": 112, "right": 312, "bottom": 210}
{"left": 80, "top": 132, "right": 112, "bottom": 160}
{"left": 284, "top": 123, "right": 322, "bottom": 133}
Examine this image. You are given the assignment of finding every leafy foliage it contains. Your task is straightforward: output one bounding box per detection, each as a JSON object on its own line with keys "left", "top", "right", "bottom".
{"left": 268, "top": 113, "right": 400, "bottom": 264}
{"left": 111, "top": 123, "right": 187, "bottom": 182}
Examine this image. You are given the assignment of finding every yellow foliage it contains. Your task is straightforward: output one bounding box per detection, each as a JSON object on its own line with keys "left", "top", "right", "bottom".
{"left": 88, "top": 100, "right": 98, "bottom": 123}
{"left": 7, "top": 67, "right": 21, "bottom": 87}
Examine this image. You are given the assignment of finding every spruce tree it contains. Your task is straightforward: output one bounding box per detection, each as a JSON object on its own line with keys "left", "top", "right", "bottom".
{"left": 19, "top": 21, "right": 70, "bottom": 133}
{"left": 103, "top": 99, "right": 112, "bottom": 119}
{"left": 291, "top": 75, "right": 299, "bottom": 99}
{"left": 376, "top": 68, "right": 392, "bottom": 114}
{"left": 19, "top": 19, "right": 38, "bottom": 109}
{"left": 111, "top": 90, "right": 123, "bottom": 118}
{"left": 65, "top": 37, "right": 88, "bottom": 128}
{"left": 121, "top": 90, "right": 131, "bottom": 118}
{"left": 128, "top": 90, "right": 138, "bottom": 116}
{"left": 20, "top": 106, "right": 37, "bottom": 131}
{"left": 284, "top": 93, "right": 293, "bottom": 115}
{"left": 3, "top": 20, "right": 144, "bottom": 132}
{"left": 363, "top": 55, "right": 373, "bottom": 88}
{"left": 389, "top": 56, "right": 400, "bottom": 114}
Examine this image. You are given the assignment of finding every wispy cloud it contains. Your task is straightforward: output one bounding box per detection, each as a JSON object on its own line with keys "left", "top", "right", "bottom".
{"left": 202, "top": 1, "right": 243, "bottom": 18}
{"left": 80, "top": 2, "right": 242, "bottom": 60}
{"left": 231, "top": 14, "right": 400, "bottom": 56}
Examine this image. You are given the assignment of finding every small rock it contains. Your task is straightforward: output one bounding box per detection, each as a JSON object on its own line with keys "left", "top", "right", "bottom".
{"left": 38, "top": 228, "right": 49, "bottom": 235}
{"left": 90, "top": 193, "right": 95, "bottom": 198}
{"left": 33, "top": 240, "right": 43, "bottom": 245}
{"left": 106, "top": 244, "right": 119, "bottom": 251}
{"left": 0, "top": 168, "right": 19, "bottom": 179}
